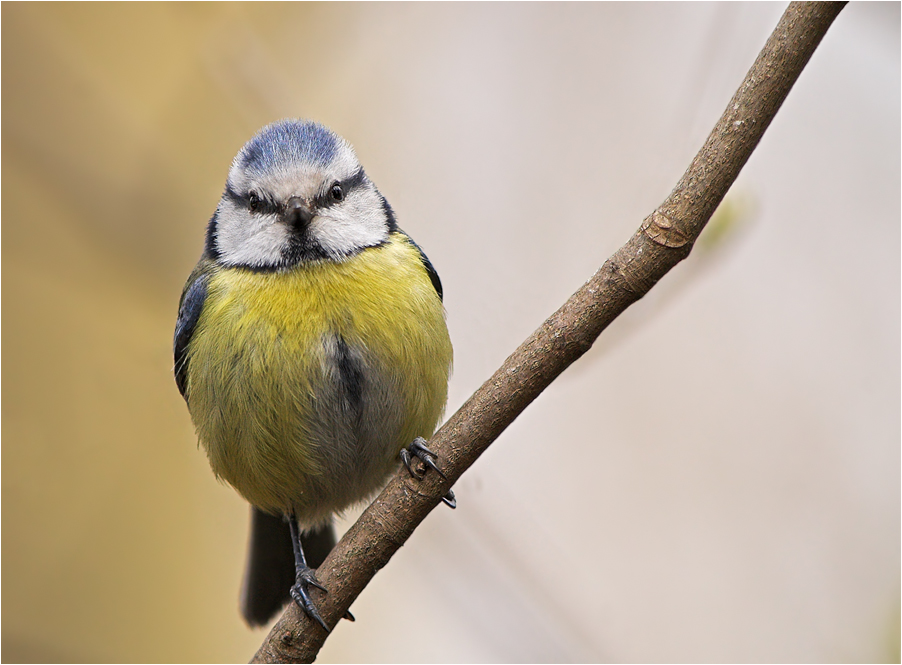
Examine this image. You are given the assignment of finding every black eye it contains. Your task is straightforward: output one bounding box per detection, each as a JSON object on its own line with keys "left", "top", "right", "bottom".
{"left": 329, "top": 183, "right": 344, "bottom": 202}
{"left": 248, "top": 191, "right": 261, "bottom": 212}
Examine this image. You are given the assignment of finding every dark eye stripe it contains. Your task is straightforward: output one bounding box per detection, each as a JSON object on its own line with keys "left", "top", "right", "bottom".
{"left": 225, "top": 184, "right": 277, "bottom": 214}
{"left": 223, "top": 168, "right": 369, "bottom": 213}
{"left": 224, "top": 183, "right": 244, "bottom": 206}
{"left": 317, "top": 169, "right": 368, "bottom": 208}
{"left": 342, "top": 168, "right": 367, "bottom": 191}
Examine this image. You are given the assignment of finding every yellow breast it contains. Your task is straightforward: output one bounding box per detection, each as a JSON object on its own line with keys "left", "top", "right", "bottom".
{"left": 185, "top": 233, "right": 452, "bottom": 522}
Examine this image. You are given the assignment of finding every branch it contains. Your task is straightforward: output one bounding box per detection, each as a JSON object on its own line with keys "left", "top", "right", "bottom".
{"left": 252, "top": 3, "right": 846, "bottom": 661}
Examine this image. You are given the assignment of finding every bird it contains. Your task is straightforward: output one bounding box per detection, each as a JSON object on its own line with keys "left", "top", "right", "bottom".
{"left": 173, "top": 119, "right": 454, "bottom": 631}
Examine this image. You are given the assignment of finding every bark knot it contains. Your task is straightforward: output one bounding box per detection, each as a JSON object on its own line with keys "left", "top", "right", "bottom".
{"left": 641, "top": 210, "right": 691, "bottom": 248}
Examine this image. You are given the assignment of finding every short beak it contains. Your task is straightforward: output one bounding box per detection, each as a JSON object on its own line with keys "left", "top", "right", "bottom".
{"left": 284, "top": 196, "right": 314, "bottom": 229}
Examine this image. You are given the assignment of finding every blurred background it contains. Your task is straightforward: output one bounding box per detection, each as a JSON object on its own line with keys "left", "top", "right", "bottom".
{"left": 3, "top": 3, "right": 899, "bottom": 662}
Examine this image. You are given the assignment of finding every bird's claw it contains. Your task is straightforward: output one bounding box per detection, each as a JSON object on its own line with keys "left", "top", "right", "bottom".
{"left": 401, "top": 437, "right": 456, "bottom": 509}
{"left": 290, "top": 568, "right": 330, "bottom": 632}
{"left": 401, "top": 437, "right": 446, "bottom": 480}
{"left": 441, "top": 488, "right": 457, "bottom": 509}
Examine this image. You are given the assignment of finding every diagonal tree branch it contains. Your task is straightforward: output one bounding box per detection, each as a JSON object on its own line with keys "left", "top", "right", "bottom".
{"left": 252, "top": 3, "right": 846, "bottom": 662}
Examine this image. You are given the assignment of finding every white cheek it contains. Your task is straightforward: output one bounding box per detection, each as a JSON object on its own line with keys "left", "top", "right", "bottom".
{"left": 215, "top": 206, "right": 288, "bottom": 267}
{"left": 311, "top": 191, "right": 389, "bottom": 257}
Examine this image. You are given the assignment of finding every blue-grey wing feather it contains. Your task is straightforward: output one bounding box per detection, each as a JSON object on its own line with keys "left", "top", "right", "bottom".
{"left": 174, "top": 271, "right": 209, "bottom": 400}
{"left": 399, "top": 232, "right": 443, "bottom": 302}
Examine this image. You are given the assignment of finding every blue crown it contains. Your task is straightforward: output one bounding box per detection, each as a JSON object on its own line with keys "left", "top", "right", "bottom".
{"left": 239, "top": 120, "right": 338, "bottom": 173}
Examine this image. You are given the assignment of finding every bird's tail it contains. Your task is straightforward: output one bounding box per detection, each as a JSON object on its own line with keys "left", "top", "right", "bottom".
{"left": 239, "top": 506, "right": 336, "bottom": 627}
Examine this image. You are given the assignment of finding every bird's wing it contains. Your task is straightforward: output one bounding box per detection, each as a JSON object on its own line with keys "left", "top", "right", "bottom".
{"left": 173, "top": 261, "right": 212, "bottom": 399}
{"left": 397, "top": 231, "right": 444, "bottom": 302}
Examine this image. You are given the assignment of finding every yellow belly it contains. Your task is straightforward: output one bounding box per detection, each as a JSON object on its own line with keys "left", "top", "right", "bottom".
{"left": 186, "top": 234, "right": 452, "bottom": 524}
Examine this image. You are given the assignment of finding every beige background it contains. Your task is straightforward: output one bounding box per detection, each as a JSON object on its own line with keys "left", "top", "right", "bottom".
{"left": 3, "top": 3, "right": 899, "bottom": 662}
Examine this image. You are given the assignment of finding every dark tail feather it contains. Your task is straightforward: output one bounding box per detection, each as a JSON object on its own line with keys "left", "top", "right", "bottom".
{"left": 239, "top": 507, "right": 336, "bottom": 627}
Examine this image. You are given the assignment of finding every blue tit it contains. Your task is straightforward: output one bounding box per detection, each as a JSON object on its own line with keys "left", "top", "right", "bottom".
{"left": 174, "top": 120, "right": 453, "bottom": 630}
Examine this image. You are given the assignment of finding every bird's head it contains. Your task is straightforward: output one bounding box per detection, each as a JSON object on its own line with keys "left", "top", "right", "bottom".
{"left": 207, "top": 120, "right": 395, "bottom": 270}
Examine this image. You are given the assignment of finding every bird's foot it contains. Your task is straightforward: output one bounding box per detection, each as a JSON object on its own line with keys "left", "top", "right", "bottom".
{"left": 400, "top": 437, "right": 457, "bottom": 509}
{"left": 401, "top": 437, "right": 445, "bottom": 480}
{"left": 290, "top": 567, "right": 329, "bottom": 632}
